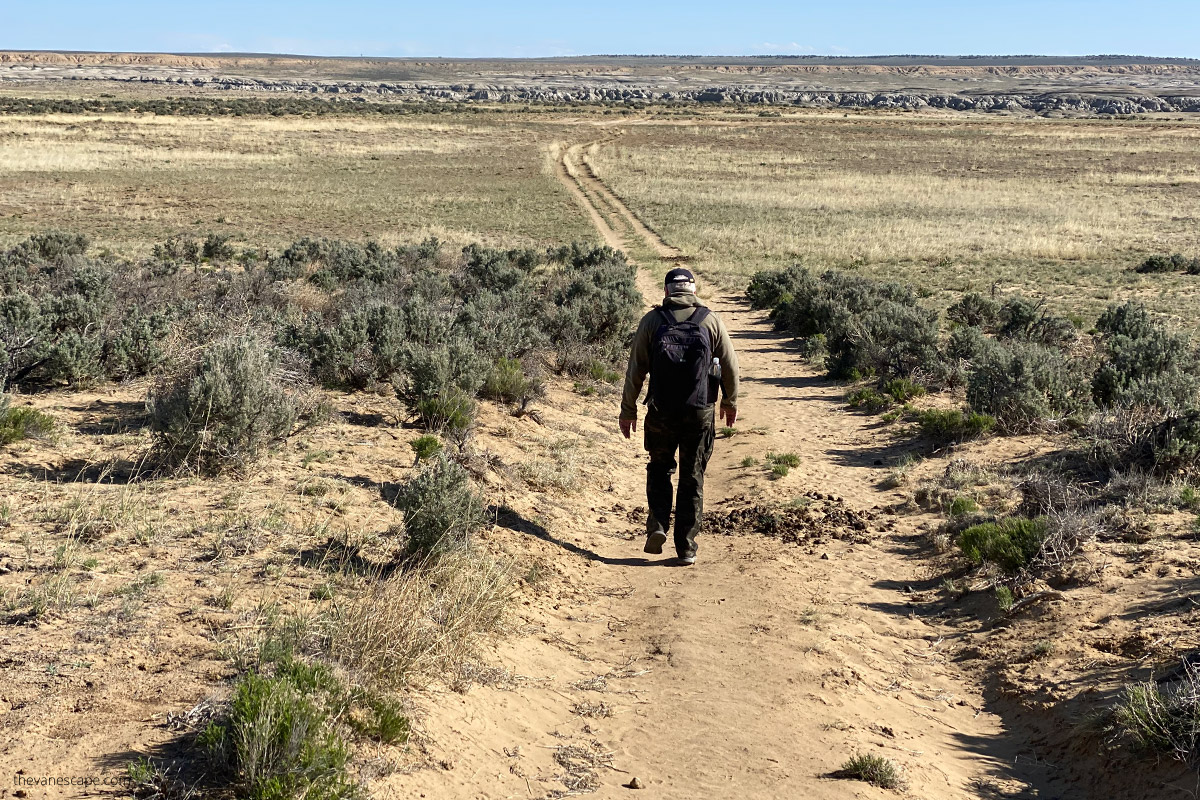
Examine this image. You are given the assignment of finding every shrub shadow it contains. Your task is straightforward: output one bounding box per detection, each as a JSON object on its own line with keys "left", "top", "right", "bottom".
{"left": 68, "top": 399, "right": 150, "bottom": 436}
{"left": 6, "top": 457, "right": 148, "bottom": 484}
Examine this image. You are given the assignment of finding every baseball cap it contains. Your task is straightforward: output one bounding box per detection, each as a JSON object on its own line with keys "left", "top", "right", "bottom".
{"left": 665, "top": 267, "right": 695, "bottom": 286}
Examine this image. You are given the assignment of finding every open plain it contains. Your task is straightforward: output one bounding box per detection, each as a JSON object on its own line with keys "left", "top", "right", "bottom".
{"left": 3, "top": 52, "right": 1200, "bottom": 800}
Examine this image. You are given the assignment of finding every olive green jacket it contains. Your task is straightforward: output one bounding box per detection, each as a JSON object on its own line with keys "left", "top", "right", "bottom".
{"left": 620, "top": 293, "right": 739, "bottom": 421}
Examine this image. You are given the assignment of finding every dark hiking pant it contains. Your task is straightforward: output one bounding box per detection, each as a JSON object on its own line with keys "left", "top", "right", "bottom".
{"left": 643, "top": 404, "right": 716, "bottom": 559}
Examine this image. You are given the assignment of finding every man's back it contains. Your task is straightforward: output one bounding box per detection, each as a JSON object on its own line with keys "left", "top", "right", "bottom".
{"left": 618, "top": 268, "right": 740, "bottom": 566}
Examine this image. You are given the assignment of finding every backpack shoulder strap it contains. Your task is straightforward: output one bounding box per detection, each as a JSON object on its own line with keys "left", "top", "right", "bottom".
{"left": 688, "top": 306, "right": 711, "bottom": 325}
{"left": 656, "top": 306, "right": 676, "bottom": 327}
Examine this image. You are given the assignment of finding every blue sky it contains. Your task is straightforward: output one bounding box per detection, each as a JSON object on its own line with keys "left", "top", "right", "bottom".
{"left": 4, "top": 1, "right": 1200, "bottom": 59}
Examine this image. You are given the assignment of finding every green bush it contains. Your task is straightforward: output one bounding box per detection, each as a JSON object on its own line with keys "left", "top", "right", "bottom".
{"left": 996, "top": 296, "right": 1077, "bottom": 349}
{"left": 838, "top": 752, "right": 903, "bottom": 790}
{"left": 200, "top": 670, "right": 357, "bottom": 800}
{"left": 748, "top": 268, "right": 943, "bottom": 382}
{"left": 347, "top": 694, "right": 410, "bottom": 745}
{"left": 152, "top": 235, "right": 200, "bottom": 264}
{"left": 409, "top": 435, "right": 442, "bottom": 462}
{"left": 967, "top": 339, "right": 1090, "bottom": 432}
{"left": 949, "top": 496, "right": 979, "bottom": 517}
{"left": 957, "top": 516, "right": 1049, "bottom": 574}
{"left": 946, "top": 325, "right": 989, "bottom": 363}
{"left": 1092, "top": 301, "right": 1198, "bottom": 412}
{"left": 481, "top": 358, "right": 544, "bottom": 406}
{"left": 456, "top": 290, "right": 544, "bottom": 361}
{"left": 392, "top": 455, "right": 486, "bottom": 557}
{"left": 1150, "top": 410, "right": 1200, "bottom": 479}
{"left": 846, "top": 387, "right": 890, "bottom": 414}
{"left": 947, "top": 292, "right": 1000, "bottom": 330}
{"left": 1113, "top": 663, "right": 1200, "bottom": 762}
{"left": 1136, "top": 253, "right": 1200, "bottom": 274}
{"left": 415, "top": 386, "right": 476, "bottom": 439}
{"left": 912, "top": 408, "right": 995, "bottom": 442}
{"left": 768, "top": 451, "right": 801, "bottom": 468}
{"left": 0, "top": 396, "right": 53, "bottom": 446}
{"left": 203, "top": 234, "right": 236, "bottom": 261}
{"left": 883, "top": 378, "right": 926, "bottom": 403}
{"left": 148, "top": 337, "right": 301, "bottom": 475}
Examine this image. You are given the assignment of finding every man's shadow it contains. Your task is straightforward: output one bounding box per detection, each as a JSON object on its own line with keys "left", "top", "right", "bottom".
{"left": 491, "top": 505, "right": 686, "bottom": 567}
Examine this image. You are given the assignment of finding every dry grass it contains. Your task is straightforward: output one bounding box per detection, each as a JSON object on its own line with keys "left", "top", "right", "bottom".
{"left": 589, "top": 115, "right": 1200, "bottom": 322}
{"left": 324, "top": 548, "right": 513, "bottom": 690}
{"left": 0, "top": 113, "right": 597, "bottom": 254}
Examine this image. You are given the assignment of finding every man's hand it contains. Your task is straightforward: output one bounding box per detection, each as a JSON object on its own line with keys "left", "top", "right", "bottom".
{"left": 720, "top": 406, "right": 737, "bottom": 428}
{"left": 620, "top": 417, "right": 637, "bottom": 439}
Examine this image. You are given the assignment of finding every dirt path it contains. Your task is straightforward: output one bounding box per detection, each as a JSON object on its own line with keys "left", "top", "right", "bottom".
{"left": 528, "top": 135, "right": 1051, "bottom": 798}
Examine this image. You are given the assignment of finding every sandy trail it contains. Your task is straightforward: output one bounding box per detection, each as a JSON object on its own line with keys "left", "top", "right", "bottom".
{"left": 534, "top": 134, "right": 1050, "bottom": 798}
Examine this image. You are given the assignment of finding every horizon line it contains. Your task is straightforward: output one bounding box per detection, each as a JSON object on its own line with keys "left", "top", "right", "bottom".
{"left": 4, "top": 48, "right": 1200, "bottom": 63}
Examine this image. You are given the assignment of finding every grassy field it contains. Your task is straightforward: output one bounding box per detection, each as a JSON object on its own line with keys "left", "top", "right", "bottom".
{"left": 4, "top": 107, "right": 1200, "bottom": 324}
{"left": 589, "top": 113, "right": 1200, "bottom": 322}
{"left": 0, "top": 112, "right": 597, "bottom": 254}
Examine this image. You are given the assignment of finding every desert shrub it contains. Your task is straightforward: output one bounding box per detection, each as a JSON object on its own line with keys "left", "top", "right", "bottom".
{"left": 456, "top": 290, "right": 544, "bottom": 360}
{"left": 967, "top": 339, "right": 1091, "bottom": 432}
{"left": 481, "top": 358, "right": 544, "bottom": 406}
{"left": 838, "top": 752, "right": 904, "bottom": 790}
{"left": 996, "top": 296, "right": 1077, "bottom": 348}
{"left": 103, "top": 309, "right": 172, "bottom": 380}
{"left": 391, "top": 455, "right": 486, "bottom": 557}
{"left": 202, "top": 234, "right": 236, "bottom": 261}
{"left": 1087, "top": 408, "right": 1200, "bottom": 480}
{"left": 0, "top": 293, "right": 49, "bottom": 391}
{"left": 1136, "top": 253, "right": 1200, "bottom": 274}
{"left": 325, "top": 547, "right": 510, "bottom": 688}
{"left": 1151, "top": 410, "right": 1200, "bottom": 479}
{"left": 409, "top": 434, "right": 442, "bottom": 462}
{"left": 199, "top": 669, "right": 357, "bottom": 800}
{"left": 458, "top": 243, "right": 539, "bottom": 293}
{"left": 768, "top": 268, "right": 917, "bottom": 340}
{"left": 1113, "top": 661, "right": 1200, "bottom": 762}
{"left": 415, "top": 386, "right": 476, "bottom": 438}
{"left": 949, "top": 496, "right": 980, "bottom": 517}
{"left": 883, "top": 378, "right": 926, "bottom": 403}
{"left": 746, "top": 265, "right": 811, "bottom": 311}
{"left": 346, "top": 693, "right": 410, "bottom": 745}
{"left": 826, "top": 301, "right": 944, "bottom": 382}
{"left": 947, "top": 292, "right": 1000, "bottom": 330}
{"left": 0, "top": 396, "right": 54, "bottom": 446}
{"left": 750, "top": 268, "right": 942, "bottom": 382}
{"left": 546, "top": 245, "right": 639, "bottom": 363}
{"left": 767, "top": 451, "right": 801, "bottom": 468}
{"left": 9, "top": 231, "right": 89, "bottom": 265}
{"left": 846, "top": 387, "right": 890, "bottom": 414}
{"left": 945, "top": 325, "right": 989, "bottom": 364}
{"left": 912, "top": 408, "right": 995, "bottom": 442}
{"left": 394, "top": 338, "right": 487, "bottom": 436}
{"left": 296, "top": 304, "right": 408, "bottom": 390}
{"left": 148, "top": 337, "right": 301, "bottom": 475}
{"left": 269, "top": 238, "right": 414, "bottom": 286}
{"left": 957, "top": 516, "right": 1049, "bottom": 574}
{"left": 152, "top": 235, "right": 200, "bottom": 264}
{"left": 1092, "top": 301, "right": 1198, "bottom": 412}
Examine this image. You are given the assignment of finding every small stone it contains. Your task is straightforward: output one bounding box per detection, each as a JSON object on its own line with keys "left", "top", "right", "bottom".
{"left": 626, "top": 777, "right": 644, "bottom": 789}
{"left": 820, "top": 553, "right": 830, "bottom": 560}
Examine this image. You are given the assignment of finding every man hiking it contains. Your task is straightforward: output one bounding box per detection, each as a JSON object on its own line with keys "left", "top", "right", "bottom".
{"left": 620, "top": 267, "right": 739, "bottom": 566}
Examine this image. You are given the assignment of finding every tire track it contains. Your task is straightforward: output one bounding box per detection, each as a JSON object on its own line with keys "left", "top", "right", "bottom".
{"left": 557, "top": 134, "right": 684, "bottom": 265}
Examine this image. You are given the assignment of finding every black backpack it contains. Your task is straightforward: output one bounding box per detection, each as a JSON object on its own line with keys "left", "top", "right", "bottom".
{"left": 648, "top": 306, "right": 714, "bottom": 411}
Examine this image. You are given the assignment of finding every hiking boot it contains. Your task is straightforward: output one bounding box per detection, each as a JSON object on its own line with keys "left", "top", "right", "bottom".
{"left": 677, "top": 555, "right": 696, "bottom": 566}
{"left": 644, "top": 531, "right": 667, "bottom": 555}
